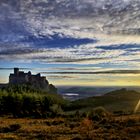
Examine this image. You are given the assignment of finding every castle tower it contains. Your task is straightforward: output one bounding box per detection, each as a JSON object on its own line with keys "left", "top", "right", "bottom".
{"left": 14, "top": 68, "right": 19, "bottom": 76}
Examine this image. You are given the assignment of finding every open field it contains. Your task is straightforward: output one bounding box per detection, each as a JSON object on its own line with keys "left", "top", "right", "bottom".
{"left": 0, "top": 114, "right": 140, "bottom": 140}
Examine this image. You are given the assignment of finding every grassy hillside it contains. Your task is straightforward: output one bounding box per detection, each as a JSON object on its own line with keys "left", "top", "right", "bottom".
{"left": 66, "top": 88, "right": 140, "bottom": 113}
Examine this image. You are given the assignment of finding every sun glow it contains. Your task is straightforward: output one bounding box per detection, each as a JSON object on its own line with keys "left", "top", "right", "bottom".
{"left": 134, "top": 99, "right": 140, "bottom": 113}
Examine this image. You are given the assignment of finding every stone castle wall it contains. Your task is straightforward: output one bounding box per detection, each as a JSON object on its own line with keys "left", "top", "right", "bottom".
{"left": 9, "top": 68, "right": 49, "bottom": 88}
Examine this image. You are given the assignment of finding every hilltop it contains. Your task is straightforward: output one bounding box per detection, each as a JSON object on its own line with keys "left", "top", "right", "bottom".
{"left": 0, "top": 68, "right": 57, "bottom": 94}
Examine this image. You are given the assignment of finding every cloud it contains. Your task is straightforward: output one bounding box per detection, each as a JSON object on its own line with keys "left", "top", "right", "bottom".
{"left": 0, "top": 0, "right": 140, "bottom": 70}
{"left": 48, "top": 67, "right": 101, "bottom": 71}
{"left": 41, "top": 70, "right": 140, "bottom": 75}
{"left": 1, "top": 41, "right": 140, "bottom": 67}
{"left": 0, "top": 0, "right": 140, "bottom": 86}
{"left": 96, "top": 44, "right": 140, "bottom": 50}
{"left": 47, "top": 75, "right": 78, "bottom": 79}
{"left": 0, "top": 67, "right": 30, "bottom": 70}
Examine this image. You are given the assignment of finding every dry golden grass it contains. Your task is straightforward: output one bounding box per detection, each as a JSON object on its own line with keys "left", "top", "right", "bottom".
{"left": 0, "top": 115, "right": 139, "bottom": 140}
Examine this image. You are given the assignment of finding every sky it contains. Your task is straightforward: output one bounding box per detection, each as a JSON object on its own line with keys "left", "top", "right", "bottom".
{"left": 0, "top": 0, "right": 140, "bottom": 86}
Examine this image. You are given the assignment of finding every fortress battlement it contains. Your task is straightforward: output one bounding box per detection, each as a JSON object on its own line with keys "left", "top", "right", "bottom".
{"left": 9, "top": 68, "right": 49, "bottom": 86}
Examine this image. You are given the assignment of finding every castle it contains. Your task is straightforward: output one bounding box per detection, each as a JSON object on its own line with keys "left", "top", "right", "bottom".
{"left": 9, "top": 68, "right": 49, "bottom": 89}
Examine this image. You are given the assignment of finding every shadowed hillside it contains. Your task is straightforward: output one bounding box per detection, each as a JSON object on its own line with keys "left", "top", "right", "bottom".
{"left": 58, "top": 86, "right": 140, "bottom": 100}
{"left": 65, "top": 88, "right": 140, "bottom": 113}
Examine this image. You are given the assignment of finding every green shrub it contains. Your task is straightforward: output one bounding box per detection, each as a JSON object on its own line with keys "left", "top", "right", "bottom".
{"left": 49, "top": 104, "right": 63, "bottom": 117}
{"left": 87, "top": 107, "right": 111, "bottom": 121}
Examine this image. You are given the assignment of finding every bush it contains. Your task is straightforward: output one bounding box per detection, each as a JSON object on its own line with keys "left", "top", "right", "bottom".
{"left": 1, "top": 124, "right": 21, "bottom": 133}
{"left": 71, "top": 136, "right": 82, "bottom": 140}
{"left": 49, "top": 104, "right": 63, "bottom": 117}
{"left": 87, "top": 107, "right": 111, "bottom": 121}
{"left": 9, "top": 124, "right": 21, "bottom": 131}
{"left": 80, "top": 118, "right": 93, "bottom": 140}
{"left": 125, "top": 118, "right": 137, "bottom": 126}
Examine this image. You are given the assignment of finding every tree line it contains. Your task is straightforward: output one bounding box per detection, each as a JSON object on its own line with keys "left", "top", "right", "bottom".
{"left": 0, "top": 84, "right": 66, "bottom": 118}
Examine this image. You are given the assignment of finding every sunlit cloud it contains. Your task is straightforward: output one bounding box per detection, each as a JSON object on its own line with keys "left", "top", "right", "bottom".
{"left": 0, "top": 0, "right": 140, "bottom": 86}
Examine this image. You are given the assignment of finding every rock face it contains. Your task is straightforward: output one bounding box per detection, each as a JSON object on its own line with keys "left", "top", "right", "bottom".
{"left": 9, "top": 68, "right": 57, "bottom": 93}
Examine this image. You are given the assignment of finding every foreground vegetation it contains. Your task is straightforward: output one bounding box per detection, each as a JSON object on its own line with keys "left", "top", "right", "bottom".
{"left": 0, "top": 85, "right": 140, "bottom": 139}
{"left": 0, "top": 113, "right": 140, "bottom": 140}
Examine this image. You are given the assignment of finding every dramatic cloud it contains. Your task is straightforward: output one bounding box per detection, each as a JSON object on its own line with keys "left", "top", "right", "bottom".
{"left": 0, "top": 0, "right": 140, "bottom": 85}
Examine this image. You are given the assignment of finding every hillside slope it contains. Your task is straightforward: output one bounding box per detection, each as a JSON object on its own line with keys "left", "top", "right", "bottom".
{"left": 68, "top": 88, "right": 140, "bottom": 113}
